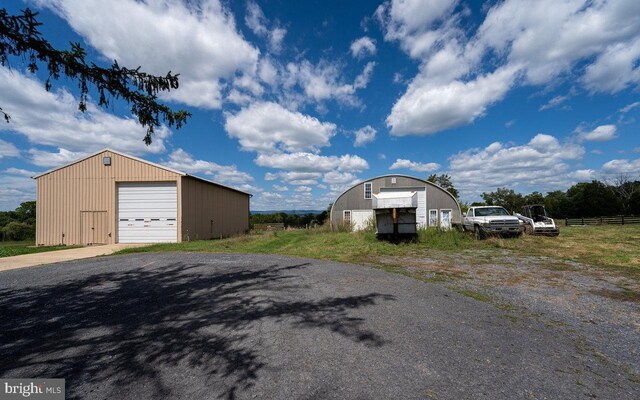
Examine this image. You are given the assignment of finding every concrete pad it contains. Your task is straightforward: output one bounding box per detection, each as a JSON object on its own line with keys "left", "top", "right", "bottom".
{"left": 0, "top": 244, "right": 148, "bottom": 272}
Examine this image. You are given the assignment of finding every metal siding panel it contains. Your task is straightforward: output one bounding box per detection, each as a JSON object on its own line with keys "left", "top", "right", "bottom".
{"left": 181, "top": 177, "right": 249, "bottom": 240}
{"left": 95, "top": 211, "right": 107, "bottom": 244}
{"left": 81, "top": 212, "right": 91, "bottom": 244}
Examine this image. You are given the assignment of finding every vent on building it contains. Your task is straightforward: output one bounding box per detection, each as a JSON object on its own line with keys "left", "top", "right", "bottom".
{"left": 103, "top": 156, "right": 112, "bottom": 166}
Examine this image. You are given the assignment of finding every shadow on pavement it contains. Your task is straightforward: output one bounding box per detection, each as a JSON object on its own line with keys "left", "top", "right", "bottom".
{"left": 0, "top": 260, "right": 395, "bottom": 399}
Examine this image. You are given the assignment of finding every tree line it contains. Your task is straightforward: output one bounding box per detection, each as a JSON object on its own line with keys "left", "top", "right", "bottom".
{"left": 1, "top": 178, "right": 637, "bottom": 241}
{"left": 250, "top": 210, "right": 329, "bottom": 228}
{"left": 475, "top": 178, "right": 640, "bottom": 218}
{"left": 0, "top": 201, "right": 36, "bottom": 241}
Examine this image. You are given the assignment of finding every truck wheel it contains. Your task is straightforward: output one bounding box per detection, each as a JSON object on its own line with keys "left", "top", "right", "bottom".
{"left": 524, "top": 225, "right": 533, "bottom": 235}
{"left": 474, "top": 225, "right": 486, "bottom": 240}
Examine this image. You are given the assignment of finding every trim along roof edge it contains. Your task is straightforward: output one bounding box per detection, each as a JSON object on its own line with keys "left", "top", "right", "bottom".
{"left": 32, "top": 148, "right": 252, "bottom": 196}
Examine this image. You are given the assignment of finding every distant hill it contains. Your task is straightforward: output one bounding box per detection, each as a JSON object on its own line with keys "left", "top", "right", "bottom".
{"left": 250, "top": 210, "right": 325, "bottom": 215}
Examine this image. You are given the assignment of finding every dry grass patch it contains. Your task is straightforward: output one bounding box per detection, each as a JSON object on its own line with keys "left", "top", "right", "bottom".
{"left": 482, "top": 225, "right": 640, "bottom": 273}
{"left": 116, "top": 225, "right": 639, "bottom": 285}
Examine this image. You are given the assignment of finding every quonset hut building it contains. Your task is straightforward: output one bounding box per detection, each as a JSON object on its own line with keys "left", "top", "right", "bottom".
{"left": 330, "top": 175, "right": 461, "bottom": 232}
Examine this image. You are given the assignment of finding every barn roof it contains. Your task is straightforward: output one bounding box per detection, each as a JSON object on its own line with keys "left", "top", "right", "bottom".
{"left": 32, "top": 148, "right": 252, "bottom": 196}
{"left": 334, "top": 174, "right": 458, "bottom": 202}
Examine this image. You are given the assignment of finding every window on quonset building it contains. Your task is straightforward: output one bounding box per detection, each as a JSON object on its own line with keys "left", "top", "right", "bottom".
{"left": 343, "top": 210, "right": 351, "bottom": 222}
{"left": 364, "top": 182, "right": 372, "bottom": 199}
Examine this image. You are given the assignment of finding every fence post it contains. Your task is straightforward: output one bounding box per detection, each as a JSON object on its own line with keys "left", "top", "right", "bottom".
{"left": 600, "top": 217, "right": 603, "bottom": 225}
{"left": 565, "top": 218, "right": 568, "bottom": 226}
{"left": 622, "top": 215, "right": 625, "bottom": 225}
{"left": 581, "top": 217, "right": 584, "bottom": 225}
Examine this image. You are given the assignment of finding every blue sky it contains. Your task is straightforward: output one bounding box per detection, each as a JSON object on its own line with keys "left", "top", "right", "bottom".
{"left": 1, "top": 0, "right": 639, "bottom": 211}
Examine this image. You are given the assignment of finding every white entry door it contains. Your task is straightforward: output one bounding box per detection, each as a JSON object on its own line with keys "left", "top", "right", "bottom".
{"left": 351, "top": 210, "right": 374, "bottom": 231}
{"left": 117, "top": 182, "right": 178, "bottom": 243}
{"left": 439, "top": 209, "right": 452, "bottom": 230}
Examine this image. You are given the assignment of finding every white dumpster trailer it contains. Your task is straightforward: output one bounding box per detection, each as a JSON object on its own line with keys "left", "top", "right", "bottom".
{"left": 372, "top": 191, "right": 418, "bottom": 236}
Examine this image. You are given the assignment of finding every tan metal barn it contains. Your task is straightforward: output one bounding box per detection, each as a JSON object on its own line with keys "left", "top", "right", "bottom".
{"left": 33, "top": 149, "right": 251, "bottom": 245}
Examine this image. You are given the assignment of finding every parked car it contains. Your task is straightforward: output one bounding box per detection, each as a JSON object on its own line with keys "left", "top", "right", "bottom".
{"left": 463, "top": 206, "right": 523, "bottom": 239}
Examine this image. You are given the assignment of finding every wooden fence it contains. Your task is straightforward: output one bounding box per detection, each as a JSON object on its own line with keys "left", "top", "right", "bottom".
{"left": 564, "top": 215, "right": 640, "bottom": 226}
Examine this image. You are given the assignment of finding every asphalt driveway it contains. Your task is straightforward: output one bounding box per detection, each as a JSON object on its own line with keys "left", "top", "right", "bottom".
{"left": 0, "top": 253, "right": 637, "bottom": 399}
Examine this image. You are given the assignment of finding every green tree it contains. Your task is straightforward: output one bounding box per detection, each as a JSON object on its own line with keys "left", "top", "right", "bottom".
{"left": 2, "top": 221, "right": 34, "bottom": 241}
{"left": 1, "top": 8, "right": 190, "bottom": 144}
{"left": 0, "top": 211, "right": 15, "bottom": 228}
{"left": 14, "top": 201, "right": 36, "bottom": 224}
{"left": 544, "top": 190, "right": 571, "bottom": 218}
{"left": 316, "top": 210, "right": 328, "bottom": 224}
{"left": 610, "top": 175, "right": 640, "bottom": 215}
{"left": 523, "top": 191, "right": 545, "bottom": 206}
{"left": 427, "top": 174, "right": 459, "bottom": 199}
{"left": 628, "top": 190, "right": 640, "bottom": 215}
{"left": 566, "top": 180, "right": 621, "bottom": 217}
{"left": 480, "top": 188, "right": 525, "bottom": 213}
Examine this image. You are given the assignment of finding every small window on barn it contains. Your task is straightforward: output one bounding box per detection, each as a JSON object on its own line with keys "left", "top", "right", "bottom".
{"left": 391, "top": 177, "right": 397, "bottom": 184}
{"left": 364, "top": 182, "right": 372, "bottom": 199}
{"left": 343, "top": 210, "right": 351, "bottom": 222}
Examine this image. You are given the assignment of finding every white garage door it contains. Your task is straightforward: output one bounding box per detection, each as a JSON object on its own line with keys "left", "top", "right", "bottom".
{"left": 380, "top": 187, "right": 427, "bottom": 228}
{"left": 351, "top": 210, "right": 374, "bottom": 231}
{"left": 117, "top": 182, "right": 178, "bottom": 243}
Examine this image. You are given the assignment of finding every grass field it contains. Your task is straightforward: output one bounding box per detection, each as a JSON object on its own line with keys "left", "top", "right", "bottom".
{"left": 116, "top": 225, "right": 640, "bottom": 274}
{"left": 0, "top": 241, "right": 79, "bottom": 258}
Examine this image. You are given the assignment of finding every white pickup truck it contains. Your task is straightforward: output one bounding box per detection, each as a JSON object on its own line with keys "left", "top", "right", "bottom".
{"left": 463, "top": 206, "right": 523, "bottom": 239}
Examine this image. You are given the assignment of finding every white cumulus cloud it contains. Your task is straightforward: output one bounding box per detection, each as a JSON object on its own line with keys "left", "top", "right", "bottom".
{"left": 162, "top": 148, "right": 254, "bottom": 184}
{"left": 0, "top": 168, "right": 37, "bottom": 210}
{"left": 37, "top": 0, "right": 260, "bottom": 109}
{"left": 350, "top": 36, "right": 377, "bottom": 58}
{"left": 283, "top": 60, "right": 376, "bottom": 107}
{"left": 0, "top": 67, "right": 170, "bottom": 155}
{"left": 601, "top": 158, "right": 640, "bottom": 175}
{"left": 379, "top": 0, "right": 640, "bottom": 136}
{"left": 323, "top": 171, "right": 359, "bottom": 185}
{"left": 578, "top": 125, "right": 618, "bottom": 142}
{"left": 0, "top": 139, "right": 20, "bottom": 159}
{"left": 352, "top": 125, "right": 377, "bottom": 147}
{"left": 245, "top": 1, "right": 287, "bottom": 53}
{"left": 28, "top": 148, "right": 88, "bottom": 168}
{"left": 387, "top": 65, "right": 521, "bottom": 135}
{"left": 225, "top": 102, "right": 337, "bottom": 153}
{"left": 389, "top": 159, "right": 440, "bottom": 173}
{"left": 255, "top": 152, "right": 369, "bottom": 173}
{"left": 448, "top": 134, "right": 586, "bottom": 199}
{"left": 265, "top": 171, "right": 322, "bottom": 186}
